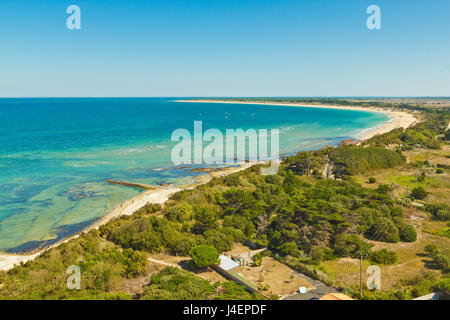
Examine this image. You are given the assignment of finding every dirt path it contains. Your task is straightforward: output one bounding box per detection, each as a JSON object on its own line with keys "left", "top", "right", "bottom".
{"left": 147, "top": 257, "right": 181, "bottom": 268}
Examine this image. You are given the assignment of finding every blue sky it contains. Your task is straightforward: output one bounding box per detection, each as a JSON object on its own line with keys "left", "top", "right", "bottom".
{"left": 0, "top": 0, "right": 449, "bottom": 97}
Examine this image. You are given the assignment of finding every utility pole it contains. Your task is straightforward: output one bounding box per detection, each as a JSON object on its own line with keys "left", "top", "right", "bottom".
{"left": 358, "top": 242, "right": 371, "bottom": 299}
{"left": 359, "top": 252, "right": 363, "bottom": 298}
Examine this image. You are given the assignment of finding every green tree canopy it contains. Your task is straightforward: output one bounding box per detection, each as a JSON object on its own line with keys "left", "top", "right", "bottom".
{"left": 189, "top": 245, "right": 220, "bottom": 268}
{"left": 411, "top": 187, "right": 428, "bottom": 200}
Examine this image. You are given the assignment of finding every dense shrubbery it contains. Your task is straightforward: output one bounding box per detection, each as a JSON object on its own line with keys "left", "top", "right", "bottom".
{"left": 370, "top": 249, "right": 398, "bottom": 265}
{"left": 365, "top": 217, "right": 400, "bottom": 243}
{"left": 425, "top": 203, "right": 450, "bottom": 221}
{"left": 189, "top": 245, "right": 219, "bottom": 268}
{"left": 215, "top": 281, "right": 263, "bottom": 300}
{"left": 283, "top": 151, "right": 324, "bottom": 176}
{"left": 367, "top": 128, "right": 404, "bottom": 147}
{"left": 424, "top": 246, "right": 450, "bottom": 273}
{"left": 0, "top": 151, "right": 427, "bottom": 300}
{"left": 1, "top": 105, "right": 447, "bottom": 300}
{"left": 357, "top": 271, "right": 444, "bottom": 300}
{"left": 329, "top": 147, "right": 405, "bottom": 177}
{"left": 141, "top": 267, "right": 259, "bottom": 300}
{"left": 0, "top": 231, "right": 146, "bottom": 299}
{"left": 166, "top": 163, "right": 411, "bottom": 261}
{"left": 365, "top": 113, "right": 449, "bottom": 150}
{"left": 434, "top": 278, "right": 450, "bottom": 299}
{"left": 398, "top": 224, "right": 417, "bottom": 242}
{"left": 141, "top": 267, "right": 215, "bottom": 300}
{"left": 411, "top": 187, "right": 428, "bottom": 200}
{"left": 101, "top": 215, "right": 202, "bottom": 255}
{"left": 253, "top": 253, "right": 263, "bottom": 267}
{"left": 283, "top": 146, "right": 405, "bottom": 179}
{"left": 93, "top": 154, "right": 415, "bottom": 271}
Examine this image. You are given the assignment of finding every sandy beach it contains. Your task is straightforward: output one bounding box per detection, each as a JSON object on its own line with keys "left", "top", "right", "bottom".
{"left": 0, "top": 187, "right": 180, "bottom": 271}
{"left": 0, "top": 99, "right": 418, "bottom": 272}
{"left": 177, "top": 99, "right": 418, "bottom": 141}
{"left": 0, "top": 162, "right": 256, "bottom": 272}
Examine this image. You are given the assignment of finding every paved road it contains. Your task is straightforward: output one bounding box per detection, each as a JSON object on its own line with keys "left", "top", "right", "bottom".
{"left": 281, "top": 270, "right": 339, "bottom": 300}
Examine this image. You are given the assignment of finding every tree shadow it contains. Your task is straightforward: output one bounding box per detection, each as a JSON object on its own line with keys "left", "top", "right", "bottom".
{"left": 416, "top": 253, "right": 440, "bottom": 270}
{"left": 178, "top": 259, "right": 194, "bottom": 271}
{"left": 177, "top": 259, "right": 215, "bottom": 275}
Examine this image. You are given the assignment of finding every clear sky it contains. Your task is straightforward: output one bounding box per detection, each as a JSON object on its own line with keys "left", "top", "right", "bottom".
{"left": 0, "top": 0, "right": 449, "bottom": 97}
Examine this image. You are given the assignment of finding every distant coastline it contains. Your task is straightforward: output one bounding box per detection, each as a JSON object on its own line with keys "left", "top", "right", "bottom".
{"left": 0, "top": 99, "right": 418, "bottom": 271}
{"left": 177, "top": 99, "right": 418, "bottom": 142}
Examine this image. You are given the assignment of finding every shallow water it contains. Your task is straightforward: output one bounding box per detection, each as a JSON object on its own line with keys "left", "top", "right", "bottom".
{"left": 0, "top": 98, "right": 388, "bottom": 252}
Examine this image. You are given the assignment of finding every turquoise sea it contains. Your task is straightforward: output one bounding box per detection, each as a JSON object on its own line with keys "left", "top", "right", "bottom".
{"left": 0, "top": 98, "right": 389, "bottom": 253}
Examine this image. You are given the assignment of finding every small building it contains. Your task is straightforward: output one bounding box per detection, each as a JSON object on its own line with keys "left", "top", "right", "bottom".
{"left": 218, "top": 255, "right": 239, "bottom": 271}
{"left": 229, "top": 248, "right": 267, "bottom": 267}
{"left": 412, "top": 292, "right": 441, "bottom": 300}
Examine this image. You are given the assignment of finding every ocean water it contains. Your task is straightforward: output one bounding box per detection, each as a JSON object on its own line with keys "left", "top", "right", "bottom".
{"left": 0, "top": 98, "right": 389, "bottom": 252}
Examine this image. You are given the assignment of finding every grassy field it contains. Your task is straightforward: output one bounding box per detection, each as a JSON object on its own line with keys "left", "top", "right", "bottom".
{"left": 316, "top": 145, "right": 450, "bottom": 293}
{"left": 354, "top": 146, "right": 450, "bottom": 204}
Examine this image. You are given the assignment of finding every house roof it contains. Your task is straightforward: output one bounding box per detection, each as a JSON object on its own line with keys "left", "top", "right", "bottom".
{"left": 218, "top": 255, "right": 239, "bottom": 271}
{"left": 319, "top": 293, "right": 354, "bottom": 300}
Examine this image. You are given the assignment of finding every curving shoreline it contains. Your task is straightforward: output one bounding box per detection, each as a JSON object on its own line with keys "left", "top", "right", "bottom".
{"left": 0, "top": 162, "right": 256, "bottom": 271}
{"left": 0, "top": 187, "right": 180, "bottom": 271}
{"left": 0, "top": 101, "right": 418, "bottom": 272}
{"left": 176, "top": 99, "right": 418, "bottom": 142}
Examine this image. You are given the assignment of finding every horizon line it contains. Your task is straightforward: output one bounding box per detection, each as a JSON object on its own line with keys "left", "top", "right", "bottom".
{"left": 0, "top": 96, "right": 449, "bottom": 99}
